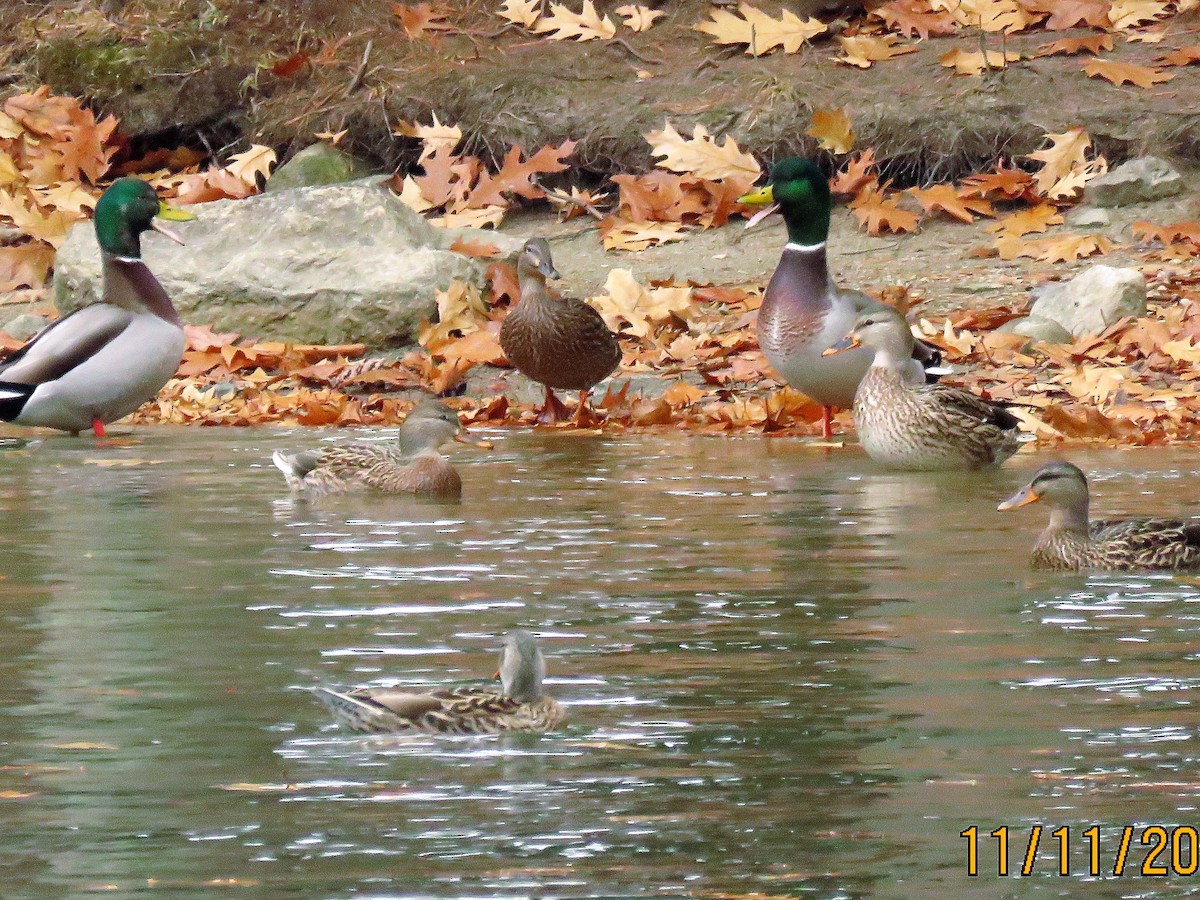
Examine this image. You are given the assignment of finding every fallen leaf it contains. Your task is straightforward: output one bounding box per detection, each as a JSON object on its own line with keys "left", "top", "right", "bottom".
{"left": 393, "top": 113, "right": 462, "bottom": 159}
{"left": 532, "top": 1, "right": 617, "bottom": 41}
{"left": 907, "top": 184, "right": 994, "bottom": 223}
{"left": 939, "top": 47, "right": 1022, "bottom": 76}
{"left": 393, "top": 2, "right": 456, "bottom": 39}
{"left": 807, "top": 108, "right": 854, "bottom": 155}
{"left": 1031, "top": 34, "right": 1114, "bottom": 58}
{"left": 0, "top": 243, "right": 55, "bottom": 290}
{"left": 1021, "top": 0, "right": 1110, "bottom": 29}
{"left": 226, "top": 145, "right": 277, "bottom": 187}
{"left": 644, "top": 121, "right": 760, "bottom": 181}
{"left": 1108, "top": 0, "right": 1171, "bottom": 30}
{"left": 695, "top": 2, "right": 827, "bottom": 56}
{"left": 1158, "top": 45, "right": 1200, "bottom": 67}
{"left": 1082, "top": 58, "right": 1175, "bottom": 89}
{"left": 836, "top": 33, "right": 918, "bottom": 68}
{"left": 984, "top": 203, "right": 1064, "bottom": 237}
{"left": 615, "top": 4, "right": 664, "bottom": 31}
{"left": 849, "top": 183, "right": 919, "bottom": 235}
{"left": 497, "top": 0, "right": 540, "bottom": 28}
{"left": 1027, "top": 127, "right": 1107, "bottom": 199}
{"left": 871, "top": 0, "right": 958, "bottom": 38}
{"left": 600, "top": 218, "right": 689, "bottom": 252}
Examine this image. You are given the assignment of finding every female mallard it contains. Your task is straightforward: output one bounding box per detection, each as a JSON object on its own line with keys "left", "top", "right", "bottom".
{"left": 272, "top": 399, "right": 478, "bottom": 499}
{"left": 499, "top": 238, "right": 621, "bottom": 425}
{"left": 314, "top": 631, "right": 565, "bottom": 735}
{"left": 825, "top": 307, "right": 1021, "bottom": 469}
{"left": 0, "top": 177, "right": 194, "bottom": 437}
{"left": 999, "top": 460, "right": 1200, "bottom": 571}
{"left": 739, "top": 158, "right": 941, "bottom": 438}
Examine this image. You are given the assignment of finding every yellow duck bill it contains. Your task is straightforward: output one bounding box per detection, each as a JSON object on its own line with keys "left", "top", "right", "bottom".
{"left": 822, "top": 334, "right": 862, "bottom": 356}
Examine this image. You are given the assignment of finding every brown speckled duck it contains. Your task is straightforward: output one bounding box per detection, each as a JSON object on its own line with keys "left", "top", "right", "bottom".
{"left": 271, "top": 399, "right": 474, "bottom": 499}
{"left": 499, "top": 238, "right": 621, "bottom": 425}
{"left": 738, "top": 158, "right": 942, "bottom": 438}
{"left": 825, "top": 307, "right": 1021, "bottom": 469}
{"left": 314, "top": 631, "right": 566, "bottom": 735}
{"left": 999, "top": 461, "right": 1200, "bottom": 571}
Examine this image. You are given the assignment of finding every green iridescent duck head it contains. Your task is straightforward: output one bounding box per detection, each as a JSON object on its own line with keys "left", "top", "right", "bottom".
{"left": 94, "top": 177, "right": 195, "bottom": 259}
{"left": 738, "top": 157, "right": 831, "bottom": 246}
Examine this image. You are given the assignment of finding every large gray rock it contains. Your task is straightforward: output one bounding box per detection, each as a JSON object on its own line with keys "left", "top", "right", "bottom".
{"left": 997, "top": 315, "right": 1073, "bottom": 346}
{"left": 1029, "top": 266, "right": 1146, "bottom": 338}
{"left": 266, "top": 143, "right": 377, "bottom": 192}
{"left": 54, "top": 181, "right": 481, "bottom": 347}
{"left": 1084, "top": 156, "right": 1185, "bottom": 208}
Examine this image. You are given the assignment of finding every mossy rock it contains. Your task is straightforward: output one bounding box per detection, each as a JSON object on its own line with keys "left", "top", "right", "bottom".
{"left": 266, "top": 144, "right": 377, "bottom": 192}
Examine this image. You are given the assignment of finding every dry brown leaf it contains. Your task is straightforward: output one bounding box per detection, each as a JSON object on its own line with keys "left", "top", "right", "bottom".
{"left": 226, "top": 145, "right": 277, "bottom": 187}
{"left": 1027, "top": 127, "right": 1106, "bottom": 199}
{"left": 849, "top": 183, "right": 919, "bottom": 235}
{"left": 644, "top": 122, "right": 760, "bottom": 181}
{"left": 600, "top": 218, "right": 689, "bottom": 252}
{"left": 393, "top": 2, "right": 456, "bottom": 38}
{"left": 393, "top": 114, "right": 462, "bottom": 160}
{"left": 985, "top": 203, "right": 1064, "bottom": 237}
{"left": 1031, "top": 34, "right": 1114, "bottom": 58}
{"left": 497, "top": 0, "right": 540, "bottom": 27}
{"left": 615, "top": 4, "right": 664, "bottom": 31}
{"left": 532, "top": 1, "right": 617, "bottom": 40}
{"left": 836, "top": 33, "right": 919, "bottom": 68}
{"left": 1108, "top": 0, "right": 1171, "bottom": 30}
{"left": 872, "top": 0, "right": 958, "bottom": 38}
{"left": 807, "top": 108, "right": 854, "bottom": 155}
{"left": 1082, "top": 58, "right": 1175, "bottom": 89}
{"left": 590, "top": 268, "right": 693, "bottom": 337}
{"left": 907, "top": 184, "right": 994, "bottom": 223}
{"left": 939, "top": 47, "right": 1022, "bottom": 76}
{"left": 0, "top": 243, "right": 55, "bottom": 290}
{"left": 695, "top": 2, "right": 827, "bottom": 56}
{"left": 1158, "top": 45, "right": 1200, "bottom": 67}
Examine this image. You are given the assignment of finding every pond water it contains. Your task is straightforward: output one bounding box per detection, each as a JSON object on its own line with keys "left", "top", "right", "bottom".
{"left": 2, "top": 427, "right": 1200, "bottom": 898}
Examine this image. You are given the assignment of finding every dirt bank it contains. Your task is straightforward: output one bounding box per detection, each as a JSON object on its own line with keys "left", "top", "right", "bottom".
{"left": 3, "top": 1, "right": 1199, "bottom": 182}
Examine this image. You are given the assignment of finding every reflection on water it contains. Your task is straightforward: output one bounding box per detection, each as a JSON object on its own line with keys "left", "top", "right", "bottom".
{"left": 2, "top": 430, "right": 1200, "bottom": 896}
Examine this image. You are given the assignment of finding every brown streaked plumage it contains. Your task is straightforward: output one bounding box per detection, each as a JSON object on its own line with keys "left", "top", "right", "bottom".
{"left": 999, "top": 461, "right": 1200, "bottom": 571}
{"left": 314, "top": 631, "right": 566, "bottom": 735}
{"left": 499, "top": 238, "right": 621, "bottom": 424}
{"left": 826, "top": 307, "right": 1021, "bottom": 470}
{"left": 271, "top": 399, "right": 471, "bottom": 499}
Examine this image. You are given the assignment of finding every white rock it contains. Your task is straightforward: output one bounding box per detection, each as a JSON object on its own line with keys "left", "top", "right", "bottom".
{"left": 1084, "top": 156, "right": 1185, "bottom": 208}
{"left": 1029, "top": 266, "right": 1146, "bottom": 338}
{"left": 53, "top": 181, "right": 481, "bottom": 347}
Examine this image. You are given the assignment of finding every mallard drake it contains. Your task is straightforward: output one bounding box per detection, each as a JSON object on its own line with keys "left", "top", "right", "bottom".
{"left": 314, "top": 631, "right": 566, "bottom": 735}
{"left": 739, "top": 158, "right": 942, "bottom": 438}
{"left": 499, "top": 238, "right": 621, "bottom": 425}
{"left": 0, "top": 177, "right": 194, "bottom": 437}
{"left": 999, "top": 461, "right": 1200, "bottom": 571}
{"left": 272, "top": 398, "right": 480, "bottom": 499}
{"left": 825, "top": 307, "right": 1021, "bottom": 469}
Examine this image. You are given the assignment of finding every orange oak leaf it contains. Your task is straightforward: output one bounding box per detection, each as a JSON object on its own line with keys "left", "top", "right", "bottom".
{"left": 958, "top": 164, "right": 1038, "bottom": 201}
{"left": 829, "top": 149, "right": 876, "bottom": 198}
{"left": 849, "top": 183, "right": 919, "bottom": 235}
{"left": 807, "top": 108, "right": 854, "bottom": 154}
{"left": 836, "top": 33, "right": 918, "bottom": 69}
{"left": 1131, "top": 220, "right": 1200, "bottom": 246}
{"left": 907, "top": 184, "right": 994, "bottom": 223}
{"left": 1031, "top": 34, "right": 1114, "bottom": 58}
{"left": 985, "top": 203, "right": 1064, "bottom": 237}
{"left": 1020, "top": 0, "right": 1111, "bottom": 29}
{"left": 1082, "top": 58, "right": 1175, "bottom": 89}
{"left": 871, "top": 0, "right": 958, "bottom": 39}
{"left": 393, "top": 2, "right": 456, "bottom": 38}
{"left": 0, "top": 243, "right": 55, "bottom": 291}
{"left": 466, "top": 140, "right": 576, "bottom": 208}
{"left": 1157, "top": 45, "right": 1200, "bottom": 67}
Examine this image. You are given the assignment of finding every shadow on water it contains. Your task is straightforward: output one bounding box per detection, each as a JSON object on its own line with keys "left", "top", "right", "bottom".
{"left": 2, "top": 430, "right": 1200, "bottom": 896}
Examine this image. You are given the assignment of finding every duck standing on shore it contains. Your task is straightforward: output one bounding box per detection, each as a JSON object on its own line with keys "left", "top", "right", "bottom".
{"left": 0, "top": 177, "right": 194, "bottom": 437}
{"left": 739, "top": 158, "right": 942, "bottom": 438}
{"left": 499, "top": 238, "right": 621, "bottom": 425}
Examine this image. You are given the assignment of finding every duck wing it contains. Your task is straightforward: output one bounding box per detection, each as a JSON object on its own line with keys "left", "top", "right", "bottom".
{"left": 922, "top": 383, "right": 1020, "bottom": 430}
{"left": 0, "top": 305, "right": 135, "bottom": 386}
